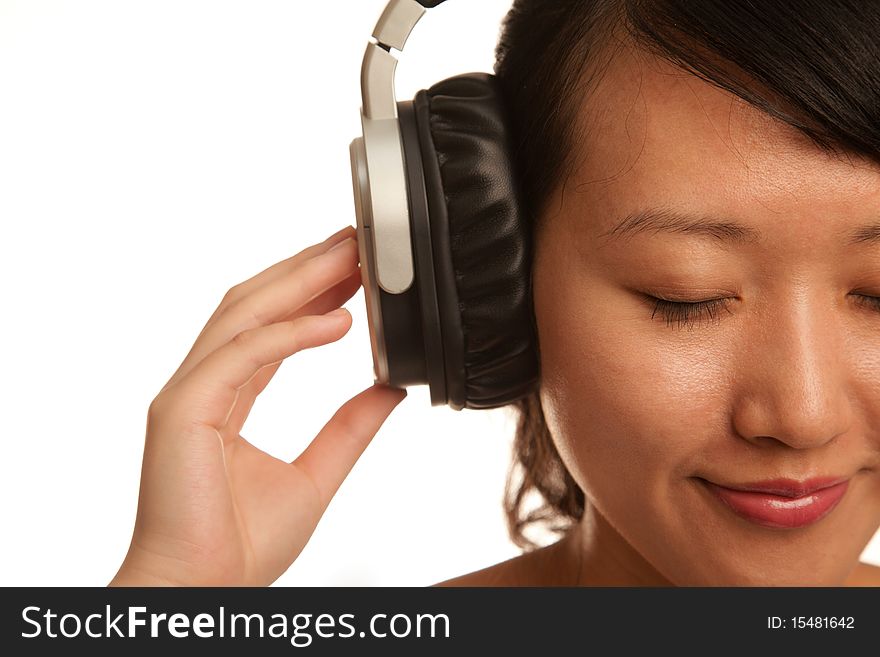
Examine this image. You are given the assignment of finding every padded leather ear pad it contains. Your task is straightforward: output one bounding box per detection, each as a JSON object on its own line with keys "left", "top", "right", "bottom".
{"left": 413, "top": 72, "right": 539, "bottom": 410}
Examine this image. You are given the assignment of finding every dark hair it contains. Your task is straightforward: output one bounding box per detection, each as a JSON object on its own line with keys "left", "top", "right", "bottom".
{"left": 493, "top": 0, "right": 880, "bottom": 550}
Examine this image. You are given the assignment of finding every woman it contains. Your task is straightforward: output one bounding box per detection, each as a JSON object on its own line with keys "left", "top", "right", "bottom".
{"left": 109, "top": 0, "right": 880, "bottom": 586}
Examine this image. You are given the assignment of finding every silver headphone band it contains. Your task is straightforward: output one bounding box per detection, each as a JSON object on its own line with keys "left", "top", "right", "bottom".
{"left": 363, "top": 0, "right": 435, "bottom": 121}
{"left": 356, "top": 0, "right": 451, "bottom": 295}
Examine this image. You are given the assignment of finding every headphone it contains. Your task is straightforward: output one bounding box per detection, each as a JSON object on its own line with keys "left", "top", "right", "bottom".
{"left": 349, "top": 0, "right": 539, "bottom": 411}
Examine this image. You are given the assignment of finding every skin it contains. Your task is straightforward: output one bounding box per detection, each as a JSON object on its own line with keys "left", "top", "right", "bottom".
{"left": 111, "top": 40, "right": 880, "bottom": 587}
{"left": 439, "top": 41, "right": 880, "bottom": 586}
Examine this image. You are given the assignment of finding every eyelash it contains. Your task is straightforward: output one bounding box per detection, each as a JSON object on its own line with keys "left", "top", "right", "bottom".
{"left": 647, "top": 296, "right": 733, "bottom": 330}
{"left": 647, "top": 294, "right": 880, "bottom": 330}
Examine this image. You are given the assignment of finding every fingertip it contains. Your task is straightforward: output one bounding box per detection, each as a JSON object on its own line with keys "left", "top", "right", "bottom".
{"left": 380, "top": 383, "right": 408, "bottom": 400}
{"left": 323, "top": 307, "right": 351, "bottom": 322}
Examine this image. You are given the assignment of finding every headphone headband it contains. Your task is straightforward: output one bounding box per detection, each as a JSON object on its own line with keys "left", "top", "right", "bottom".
{"left": 362, "top": 0, "right": 449, "bottom": 120}
{"left": 357, "top": 0, "right": 452, "bottom": 296}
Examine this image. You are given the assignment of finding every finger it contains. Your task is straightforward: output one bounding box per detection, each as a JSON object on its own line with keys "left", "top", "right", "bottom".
{"left": 162, "top": 239, "right": 359, "bottom": 393}
{"left": 292, "top": 383, "right": 408, "bottom": 509}
{"left": 226, "top": 235, "right": 359, "bottom": 329}
{"left": 201, "top": 236, "right": 358, "bottom": 358}
{"left": 199, "top": 225, "right": 356, "bottom": 336}
{"left": 222, "top": 270, "right": 363, "bottom": 432}
{"left": 157, "top": 225, "right": 354, "bottom": 395}
{"left": 160, "top": 309, "right": 353, "bottom": 441}
{"left": 231, "top": 225, "right": 356, "bottom": 298}
{"left": 293, "top": 268, "right": 362, "bottom": 320}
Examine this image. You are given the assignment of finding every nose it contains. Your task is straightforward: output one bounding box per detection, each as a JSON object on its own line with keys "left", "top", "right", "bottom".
{"left": 730, "top": 295, "right": 853, "bottom": 450}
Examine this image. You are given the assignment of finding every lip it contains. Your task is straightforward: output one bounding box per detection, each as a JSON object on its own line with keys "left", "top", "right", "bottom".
{"left": 697, "top": 477, "right": 851, "bottom": 529}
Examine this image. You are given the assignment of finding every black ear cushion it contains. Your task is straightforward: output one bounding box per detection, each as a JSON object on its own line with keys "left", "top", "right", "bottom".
{"left": 413, "top": 72, "right": 539, "bottom": 410}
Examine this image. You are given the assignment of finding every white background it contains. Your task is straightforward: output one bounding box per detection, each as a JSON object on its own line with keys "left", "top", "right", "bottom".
{"left": 0, "top": 0, "right": 524, "bottom": 587}
{"left": 2, "top": 0, "right": 878, "bottom": 587}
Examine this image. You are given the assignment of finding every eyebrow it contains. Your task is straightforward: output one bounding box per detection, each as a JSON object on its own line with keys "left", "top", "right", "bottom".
{"left": 595, "top": 208, "right": 880, "bottom": 248}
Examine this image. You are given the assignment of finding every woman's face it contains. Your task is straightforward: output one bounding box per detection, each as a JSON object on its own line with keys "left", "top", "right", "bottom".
{"left": 533, "top": 44, "right": 880, "bottom": 585}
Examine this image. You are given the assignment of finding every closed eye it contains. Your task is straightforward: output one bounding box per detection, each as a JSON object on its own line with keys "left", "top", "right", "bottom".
{"left": 642, "top": 295, "right": 734, "bottom": 330}
{"left": 852, "top": 293, "right": 880, "bottom": 313}
{"left": 644, "top": 293, "right": 880, "bottom": 330}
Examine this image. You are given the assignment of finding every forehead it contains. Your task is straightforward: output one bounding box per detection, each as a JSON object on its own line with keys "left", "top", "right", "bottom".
{"left": 563, "top": 43, "right": 880, "bottom": 249}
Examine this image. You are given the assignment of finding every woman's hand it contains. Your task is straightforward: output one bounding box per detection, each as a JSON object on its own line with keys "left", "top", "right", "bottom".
{"left": 109, "top": 225, "right": 407, "bottom": 586}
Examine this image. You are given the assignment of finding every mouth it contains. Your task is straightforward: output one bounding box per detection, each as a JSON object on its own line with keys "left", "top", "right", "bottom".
{"left": 694, "top": 476, "right": 851, "bottom": 529}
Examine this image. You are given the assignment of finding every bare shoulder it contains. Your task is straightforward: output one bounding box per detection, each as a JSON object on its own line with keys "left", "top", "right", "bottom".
{"left": 847, "top": 561, "right": 880, "bottom": 586}
{"left": 432, "top": 553, "right": 525, "bottom": 587}
{"left": 433, "top": 551, "right": 880, "bottom": 587}
{"left": 432, "top": 539, "right": 571, "bottom": 587}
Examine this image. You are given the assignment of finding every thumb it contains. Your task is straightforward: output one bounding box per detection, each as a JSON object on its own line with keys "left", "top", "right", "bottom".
{"left": 292, "top": 383, "right": 408, "bottom": 508}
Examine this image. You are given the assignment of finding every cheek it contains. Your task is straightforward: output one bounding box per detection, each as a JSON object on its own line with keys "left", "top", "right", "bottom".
{"left": 534, "top": 268, "right": 737, "bottom": 504}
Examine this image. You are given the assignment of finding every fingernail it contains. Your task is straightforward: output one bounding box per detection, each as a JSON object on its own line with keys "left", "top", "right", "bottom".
{"left": 328, "top": 236, "right": 355, "bottom": 253}
{"left": 325, "top": 225, "right": 354, "bottom": 243}
{"left": 324, "top": 307, "right": 348, "bottom": 318}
